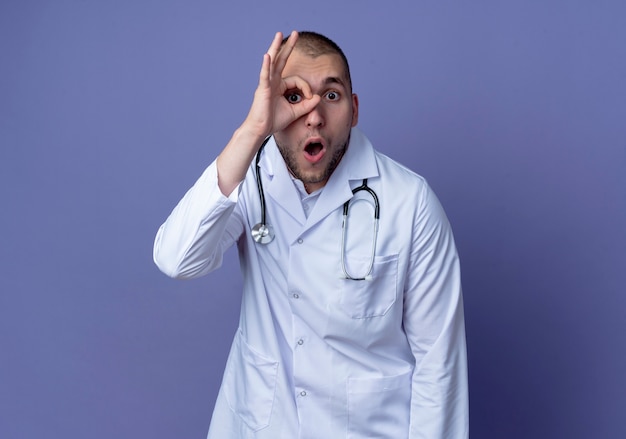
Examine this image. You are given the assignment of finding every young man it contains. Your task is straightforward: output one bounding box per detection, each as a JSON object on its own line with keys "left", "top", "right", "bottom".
{"left": 154, "top": 31, "right": 468, "bottom": 438}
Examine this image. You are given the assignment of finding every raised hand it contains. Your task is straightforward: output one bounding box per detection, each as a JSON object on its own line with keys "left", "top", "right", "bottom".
{"left": 242, "top": 31, "right": 321, "bottom": 139}
{"left": 216, "top": 31, "right": 319, "bottom": 195}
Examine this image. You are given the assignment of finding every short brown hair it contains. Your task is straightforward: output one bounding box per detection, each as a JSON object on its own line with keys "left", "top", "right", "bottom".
{"left": 282, "top": 31, "right": 352, "bottom": 91}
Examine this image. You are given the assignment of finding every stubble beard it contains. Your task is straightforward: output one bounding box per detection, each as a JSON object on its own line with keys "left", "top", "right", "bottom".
{"left": 276, "top": 133, "right": 350, "bottom": 191}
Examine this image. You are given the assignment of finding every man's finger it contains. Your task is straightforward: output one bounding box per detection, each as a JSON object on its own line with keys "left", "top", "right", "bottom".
{"left": 291, "top": 94, "right": 321, "bottom": 120}
{"left": 282, "top": 75, "right": 314, "bottom": 100}
{"left": 258, "top": 53, "right": 271, "bottom": 85}
{"left": 265, "top": 32, "right": 283, "bottom": 64}
{"left": 274, "top": 30, "right": 298, "bottom": 74}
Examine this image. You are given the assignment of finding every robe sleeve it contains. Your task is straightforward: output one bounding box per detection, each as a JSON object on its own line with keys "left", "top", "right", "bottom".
{"left": 403, "top": 181, "right": 469, "bottom": 438}
{"left": 153, "top": 160, "right": 245, "bottom": 279}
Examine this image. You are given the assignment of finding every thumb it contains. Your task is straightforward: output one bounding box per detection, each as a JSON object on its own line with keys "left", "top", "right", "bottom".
{"left": 291, "top": 94, "right": 321, "bottom": 120}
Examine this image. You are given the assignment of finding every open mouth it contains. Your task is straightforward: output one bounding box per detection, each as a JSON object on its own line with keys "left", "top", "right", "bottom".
{"left": 302, "top": 137, "right": 327, "bottom": 164}
{"left": 305, "top": 142, "right": 324, "bottom": 157}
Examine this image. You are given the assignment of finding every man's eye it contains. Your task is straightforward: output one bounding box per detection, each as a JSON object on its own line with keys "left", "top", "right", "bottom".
{"left": 285, "top": 93, "right": 302, "bottom": 104}
{"left": 326, "top": 91, "right": 339, "bottom": 101}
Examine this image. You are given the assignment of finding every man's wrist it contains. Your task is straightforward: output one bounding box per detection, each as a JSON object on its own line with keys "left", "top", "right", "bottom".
{"left": 233, "top": 125, "right": 269, "bottom": 151}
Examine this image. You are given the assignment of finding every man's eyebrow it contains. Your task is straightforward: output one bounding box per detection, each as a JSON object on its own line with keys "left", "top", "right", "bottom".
{"left": 323, "top": 76, "right": 347, "bottom": 88}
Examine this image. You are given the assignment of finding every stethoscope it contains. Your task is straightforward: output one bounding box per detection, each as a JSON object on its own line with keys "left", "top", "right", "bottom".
{"left": 251, "top": 137, "right": 380, "bottom": 280}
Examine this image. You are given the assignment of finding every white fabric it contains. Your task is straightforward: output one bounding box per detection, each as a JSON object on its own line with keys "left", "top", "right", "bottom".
{"left": 154, "top": 128, "right": 469, "bottom": 438}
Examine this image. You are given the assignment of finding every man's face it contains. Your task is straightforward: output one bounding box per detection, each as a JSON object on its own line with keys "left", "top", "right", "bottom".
{"left": 274, "top": 49, "right": 359, "bottom": 193}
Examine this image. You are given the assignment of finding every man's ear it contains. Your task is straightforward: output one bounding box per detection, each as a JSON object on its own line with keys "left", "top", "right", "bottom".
{"left": 351, "top": 93, "right": 359, "bottom": 127}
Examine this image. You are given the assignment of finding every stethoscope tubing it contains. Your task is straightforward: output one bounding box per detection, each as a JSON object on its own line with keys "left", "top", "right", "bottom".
{"left": 251, "top": 137, "right": 275, "bottom": 244}
{"left": 341, "top": 178, "right": 379, "bottom": 280}
{"left": 255, "top": 137, "right": 272, "bottom": 226}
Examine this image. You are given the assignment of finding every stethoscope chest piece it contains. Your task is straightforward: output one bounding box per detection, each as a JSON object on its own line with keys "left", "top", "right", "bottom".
{"left": 252, "top": 222, "right": 274, "bottom": 244}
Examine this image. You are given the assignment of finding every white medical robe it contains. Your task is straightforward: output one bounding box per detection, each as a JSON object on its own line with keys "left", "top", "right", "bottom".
{"left": 154, "top": 128, "right": 469, "bottom": 438}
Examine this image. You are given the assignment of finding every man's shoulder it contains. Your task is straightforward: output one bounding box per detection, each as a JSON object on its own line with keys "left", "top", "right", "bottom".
{"left": 349, "top": 128, "right": 430, "bottom": 193}
{"left": 373, "top": 149, "right": 428, "bottom": 189}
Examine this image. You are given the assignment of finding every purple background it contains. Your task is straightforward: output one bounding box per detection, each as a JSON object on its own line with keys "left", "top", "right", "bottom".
{"left": 1, "top": 1, "right": 625, "bottom": 437}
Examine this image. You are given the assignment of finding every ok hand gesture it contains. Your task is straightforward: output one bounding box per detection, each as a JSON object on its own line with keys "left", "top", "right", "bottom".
{"left": 242, "top": 31, "right": 321, "bottom": 139}
{"left": 217, "top": 31, "right": 319, "bottom": 195}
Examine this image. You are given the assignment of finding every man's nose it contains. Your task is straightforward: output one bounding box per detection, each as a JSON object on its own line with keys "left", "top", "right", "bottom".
{"left": 305, "top": 103, "right": 324, "bottom": 128}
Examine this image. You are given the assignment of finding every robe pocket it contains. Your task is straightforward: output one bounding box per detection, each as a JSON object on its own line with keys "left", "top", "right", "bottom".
{"left": 223, "top": 331, "right": 279, "bottom": 431}
{"left": 347, "top": 370, "right": 412, "bottom": 439}
{"left": 339, "top": 253, "right": 399, "bottom": 318}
